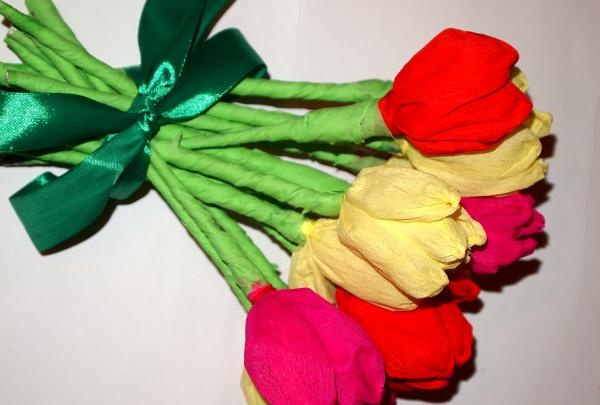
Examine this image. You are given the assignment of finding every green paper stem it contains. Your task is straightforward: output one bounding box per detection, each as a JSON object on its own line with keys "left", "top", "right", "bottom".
{"left": 150, "top": 150, "right": 265, "bottom": 301}
{"left": 283, "top": 146, "right": 385, "bottom": 174}
{"left": 262, "top": 225, "right": 297, "bottom": 253}
{"left": 181, "top": 113, "right": 251, "bottom": 133}
{"left": 155, "top": 140, "right": 343, "bottom": 217}
{"left": 0, "top": 61, "right": 33, "bottom": 73}
{"left": 6, "top": 29, "right": 48, "bottom": 61}
{"left": 365, "top": 138, "right": 401, "bottom": 154}
{"left": 173, "top": 167, "right": 306, "bottom": 244}
{"left": 4, "top": 69, "right": 132, "bottom": 111}
{"left": 155, "top": 124, "right": 216, "bottom": 141}
{"left": 0, "top": 0, "right": 138, "bottom": 96}
{"left": 148, "top": 163, "right": 252, "bottom": 310}
{"left": 200, "top": 147, "right": 350, "bottom": 193}
{"left": 207, "top": 102, "right": 297, "bottom": 127}
{"left": 231, "top": 77, "right": 392, "bottom": 102}
{"left": 207, "top": 206, "right": 287, "bottom": 290}
{"left": 0, "top": 62, "right": 33, "bottom": 85}
{"left": 4, "top": 35, "right": 63, "bottom": 80}
{"left": 181, "top": 100, "right": 391, "bottom": 149}
{"left": 25, "top": 0, "right": 79, "bottom": 43}
{"left": 32, "top": 36, "right": 93, "bottom": 88}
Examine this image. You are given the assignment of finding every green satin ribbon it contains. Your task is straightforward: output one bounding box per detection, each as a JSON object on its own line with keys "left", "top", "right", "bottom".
{"left": 0, "top": 0, "right": 265, "bottom": 252}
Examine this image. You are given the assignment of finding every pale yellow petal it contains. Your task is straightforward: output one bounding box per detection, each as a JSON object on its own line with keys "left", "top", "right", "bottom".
{"left": 455, "top": 207, "right": 487, "bottom": 247}
{"left": 338, "top": 201, "right": 449, "bottom": 299}
{"left": 345, "top": 166, "right": 460, "bottom": 222}
{"left": 526, "top": 110, "right": 553, "bottom": 138}
{"left": 403, "top": 128, "right": 547, "bottom": 196}
{"left": 241, "top": 369, "right": 269, "bottom": 405}
{"left": 289, "top": 222, "right": 337, "bottom": 304}
{"left": 290, "top": 219, "right": 419, "bottom": 310}
{"left": 511, "top": 66, "right": 528, "bottom": 92}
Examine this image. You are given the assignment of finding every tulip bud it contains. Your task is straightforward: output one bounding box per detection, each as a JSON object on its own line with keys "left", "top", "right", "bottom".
{"left": 338, "top": 166, "right": 486, "bottom": 299}
{"left": 290, "top": 219, "right": 420, "bottom": 310}
{"left": 461, "top": 192, "right": 545, "bottom": 274}
{"left": 378, "top": 28, "right": 532, "bottom": 155}
{"left": 336, "top": 279, "right": 478, "bottom": 391}
{"left": 244, "top": 288, "right": 385, "bottom": 405}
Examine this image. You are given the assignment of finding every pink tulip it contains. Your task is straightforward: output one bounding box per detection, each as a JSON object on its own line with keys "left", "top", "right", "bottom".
{"left": 461, "top": 193, "right": 545, "bottom": 274}
{"left": 244, "top": 287, "right": 385, "bottom": 405}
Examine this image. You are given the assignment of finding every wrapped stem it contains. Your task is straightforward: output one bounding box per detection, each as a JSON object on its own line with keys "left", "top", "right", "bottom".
{"left": 283, "top": 147, "right": 385, "bottom": 174}
{"left": 207, "top": 102, "right": 297, "bottom": 127}
{"left": 155, "top": 141, "right": 344, "bottom": 217}
{"left": 149, "top": 151, "right": 268, "bottom": 309}
{"left": 0, "top": 0, "right": 138, "bottom": 95}
{"left": 181, "top": 100, "right": 392, "bottom": 149}
{"left": 173, "top": 167, "right": 306, "bottom": 245}
{"left": 231, "top": 77, "right": 392, "bottom": 102}
{"left": 199, "top": 147, "right": 350, "bottom": 193}
{"left": 207, "top": 206, "right": 287, "bottom": 290}
{"left": 24, "top": 0, "right": 79, "bottom": 43}
{"left": 4, "top": 34, "right": 62, "bottom": 80}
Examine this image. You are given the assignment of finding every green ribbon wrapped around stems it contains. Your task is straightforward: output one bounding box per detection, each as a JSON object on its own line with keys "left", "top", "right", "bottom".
{"left": 15, "top": 144, "right": 288, "bottom": 304}
{"left": 0, "top": 0, "right": 266, "bottom": 252}
{"left": 16, "top": 145, "right": 308, "bottom": 247}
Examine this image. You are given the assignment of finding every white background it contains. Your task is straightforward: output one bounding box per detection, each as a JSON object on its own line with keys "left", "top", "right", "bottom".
{"left": 1, "top": 0, "right": 599, "bottom": 404}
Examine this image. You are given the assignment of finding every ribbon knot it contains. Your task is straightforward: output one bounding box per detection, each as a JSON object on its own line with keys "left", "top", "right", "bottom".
{"left": 0, "top": 0, "right": 265, "bottom": 252}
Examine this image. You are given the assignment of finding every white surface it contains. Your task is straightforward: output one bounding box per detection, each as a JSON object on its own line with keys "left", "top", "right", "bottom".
{"left": 1, "top": 0, "right": 599, "bottom": 404}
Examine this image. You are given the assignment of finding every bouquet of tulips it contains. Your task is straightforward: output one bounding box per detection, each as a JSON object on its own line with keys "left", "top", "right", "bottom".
{"left": 0, "top": 0, "right": 551, "bottom": 404}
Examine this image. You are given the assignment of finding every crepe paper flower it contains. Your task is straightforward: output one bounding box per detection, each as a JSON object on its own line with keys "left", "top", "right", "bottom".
{"left": 393, "top": 109, "right": 552, "bottom": 197}
{"left": 177, "top": 28, "right": 532, "bottom": 153}
{"left": 461, "top": 193, "right": 545, "bottom": 274}
{"left": 289, "top": 219, "right": 420, "bottom": 310}
{"left": 337, "top": 166, "right": 486, "bottom": 300}
{"left": 335, "top": 279, "right": 479, "bottom": 391}
{"left": 378, "top": 28, "right": 532, "bottom": 155}
{"left": 241, "top": 369, "right": 269, "bottom": 405}
{"left": 244, "top": 287, "right": 385, "bottom": 405}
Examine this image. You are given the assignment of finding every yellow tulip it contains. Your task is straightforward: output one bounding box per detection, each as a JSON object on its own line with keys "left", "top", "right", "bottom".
{"left": 337, "top": 166, "right": 486, "bottom": 299}
{"left": 290, "top": 219, "right": 420, "bottom": 310}
{"left": 396, "top": 110, "right": 552, "bottom": 197}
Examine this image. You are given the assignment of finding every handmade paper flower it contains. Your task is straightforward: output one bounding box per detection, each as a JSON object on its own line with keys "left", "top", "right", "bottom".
{"left": 336, "top": 279, "right": 479, "bottom": 391}
{"left": 337, "top": 166, "right": 486, "bottom": 299}
{"left": 393, "top": 110, "right": 552, "bottom": 197}
{"left": 244, "top": 287, "right": 385, "bottom": 405}
{"left": 461, "top": 193, "right": 545, "bottom": 274}
{"left": 241, "top": 369, "right": 268, "bottom": 405}
{"left": 289, "top": 219, "right": 420, "bottom": 310}
{"left": 378, "top": 28, "right": 532, "bottom": 155}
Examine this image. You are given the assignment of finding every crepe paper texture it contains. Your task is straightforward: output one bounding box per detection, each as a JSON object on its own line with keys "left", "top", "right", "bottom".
{"left": 180, "top": 28, "right": 532, "bottom": 158}
{"left": 290, "top": 219, "right": 421, "bottom": 311}
{"left": 0, "top": 2, "right": 554, "bottom": 403}
{"left": 0, "top": 0, "right": 266, "bottom": 251}
{"left": 394, "top": 109, "right": 552, "bottom": 197}
{"left": 244, "top": 288, "right": 385, "bottom": 405}
{"left": 337, "top": 166, "right": 486, "bottom": 299}
{"left": 462, "top": 193, "right": 545, "bottom": 274}
{"left": 336, "top": 278, "right": 479, "bottom": 391}
{"left": 378, "top": 28, "right": 532, "bottom": 155}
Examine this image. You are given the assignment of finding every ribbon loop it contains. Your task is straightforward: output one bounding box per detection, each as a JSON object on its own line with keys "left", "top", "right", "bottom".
{"left": 1, "top": 0, "right": 266, "bottom": 252}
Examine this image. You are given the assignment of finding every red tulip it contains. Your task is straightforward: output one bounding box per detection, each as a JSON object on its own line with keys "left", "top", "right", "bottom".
{"left": 378, "top": 28, "right": 532, "bottom": 155}
{"left": 461, "top": 192, "right": 545, "bottom": 274}
{"left": 335, "top": 279, "right": 478, "bottom": 391}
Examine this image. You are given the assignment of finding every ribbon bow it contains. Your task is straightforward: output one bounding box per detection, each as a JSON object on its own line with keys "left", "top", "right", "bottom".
{"left": 0, "top": 0, "right": 265, "bottom": 252}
